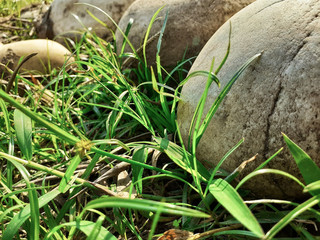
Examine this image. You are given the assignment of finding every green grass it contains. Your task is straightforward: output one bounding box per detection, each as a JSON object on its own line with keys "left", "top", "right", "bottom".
{"left": 0, "top": 0, "right": 53, "bottom": 44}
{"left": 0, "top": 0, "right": 52, "bottom": 17}
{"left": 1, "top": 3, "right": 320, "bottom": 240}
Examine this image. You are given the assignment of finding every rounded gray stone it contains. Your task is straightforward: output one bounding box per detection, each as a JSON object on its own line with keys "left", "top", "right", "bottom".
{"left": 177, "top": 0, "right": 320, "bottom": 199}
{"left": 115, "top": 0, "right": 255, "bottom": 67}
{"left": 37, "top": 0, "right": 135, "bottom": 42}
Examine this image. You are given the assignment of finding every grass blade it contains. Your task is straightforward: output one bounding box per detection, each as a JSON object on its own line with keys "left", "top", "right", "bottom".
{"left": 3, "top": 189, "right": 61, "bottom": 239}
{"left": 147, "top": 204, "right": 164, "bottom": 240}
{"left": 58, "top": 154, "right": 82, "bottom": 193}
{"left": 196, "top": 52, "right": 262, "bottom": 147}
{"left": 132, "top": 146, "right": 148, "bottom": 194}
{"left": 283, "top": 133, "right": 320, "bottom": 195}
{"left": 153, "top": 136, "right": 211, "bottom": 182}
{"left": 44, "top": 219, "right": 117, "bottom": 240}
{"left": 0, "top": 98, "right": 14, "bottom": 192}
{"left": 1, "top": 154, "right": 40, "bottom": 240}
{"left": 209, "top": 179, "right": 264, "bottom": 238}
{"left": 236, "top": 169, "right": 305, "bottom": 191}
{"left": 214, "top": 21, "right": 232, "bottom": 75}
{"left": 120, "top": 18, "right": 134, "bottom": 55}
{"left": 0, "top": 151, "right": 114, "bottom": 195}
{"left": 142, "top": 6, "right": 165, "bottom": 66}
{"left": 29, "top": 183, "right": 40, "bottom": 240}
{"left": 264, "top": 195, "right": 320, "bottom": 240}
{"left": 156, "top": 9, "right": 168, "bottom": 56}
{"left": 304, "top": 180, "right": 320, "bottom": 193}
{"left": 14, "top": 109, "right": 33, "bottom": 160}
{"left": 254, "top": 147, "right": 283, "bottom": 171}
{"left": 81, "top": 197, "right": 210, "bottom": 218}
{"left": 187, "top": 59, "right": 219, "bottom": 150}
{"left": 212, "top": 230, "right": 259, "bottom": 238}
{"left": 0, "top": 89, "right": 79, "bottom": 145}
{"left": 205, "top": 138, "right": 244, "bottom": 195}
{"left": 87, "top": 216, "right": 105, "bottom": 240}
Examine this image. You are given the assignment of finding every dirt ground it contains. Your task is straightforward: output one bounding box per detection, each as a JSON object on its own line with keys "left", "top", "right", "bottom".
{"left": 0, "top": 3, "right": 50, "bottom": 44}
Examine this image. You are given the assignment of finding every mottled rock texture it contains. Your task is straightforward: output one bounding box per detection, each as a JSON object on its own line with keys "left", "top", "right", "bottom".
{"left": 177, "top": 0, "right": 320, "bottom": 199}
{"left": 115, "top": 0, "right": 255, "bottom": 67}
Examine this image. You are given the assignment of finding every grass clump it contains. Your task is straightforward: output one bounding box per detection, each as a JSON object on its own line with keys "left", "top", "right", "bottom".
{"left": 1, "top": 4, "right": 320, "bottom": 240}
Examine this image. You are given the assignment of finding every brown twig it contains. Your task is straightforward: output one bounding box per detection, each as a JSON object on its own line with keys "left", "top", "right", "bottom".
{"left": 6, "top": 52, "right": 37, "bottom": 93}
{"left": 0, "top": 25, "right": 24, "bottom": 30}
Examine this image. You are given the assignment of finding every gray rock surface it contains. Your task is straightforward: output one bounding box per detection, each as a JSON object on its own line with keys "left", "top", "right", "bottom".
{"left": 115, "top": 0, "right": 255, "bottom": 67}
{"left": 37, "top": 0, "right": 135, "bottom": 43}
{"left": 177, "top": 0, "right": 320, "bottom": 199}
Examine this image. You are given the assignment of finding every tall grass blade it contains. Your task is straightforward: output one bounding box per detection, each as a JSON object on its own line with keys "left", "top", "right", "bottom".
{"left": 212, "top": 230, "right": 259, "bottom": 238}
{"left": 147, "top": 203, "right": 165, "bottom": 240}
{"left": 87, "top": 216, "right": 105, "bottom": 240}
{"left": 204, "top": 138, "right": 244, "bottom": 197}
{"left": 14, "top": 109, "right": 33, "bottom": 160}
{"left": 187, "top": 59, "right": 218, "bottom": 150}
{"left": 105, "top": 91, "right": 127, "bottom": 138}
{"left": 254, "top": 147, "right": 283, "bottom": 171}
{"left": 1, "top": 155, "right": 41, "bottom": 240}
{"left": 214, "top": 21, "right": 232, "bottom": 75}
{"left": 58, "top": 154, "right": 82, "bottom": 193}
{"left": 156, "top": 9, "right": 168, "bottom": 56}
{"left": 126, "top": 87, "right": 155, "bottom": 135}
{"left": 236, "top": 169, "right": 305, "bottom": 191}
{"left": 195, "top": 52, "right": 262, "bottom": 147}
{"left": 3, "top": 188, "right": 61, "bottom": 239}
{"left": 209, "top": 179, "right": 264, "bottom": 238}
{"left": 186, "top": 139, "right": 245, "bottom": 228}
{"left": 142, "top": 6, "right": 165, "bottom": 66}
{"left": 283, "top": 133, "right": 320, "bottom": 195}
{"left": 172, "top": 70, "right": 216, "bottom": 128}
{"left": 0, "top": 89, "right": 79, "bottom": 145}
{"left": 120, "top": 18, "right": 134, "bottom": 55}
{"left": 44, "top": 219, "right": 117, "bottom": 240}
{"left": 81, "top": 197, "right": 210, "bottom": 218}
{"left": 29, "top": 182, "right": 40, "bottom": 240}
{"left": 0, "top": 98, "right": 14, "bottom": 192}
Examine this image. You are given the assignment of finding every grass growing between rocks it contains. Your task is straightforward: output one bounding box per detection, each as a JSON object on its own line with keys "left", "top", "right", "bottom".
{"left": 1, "top": 4, "right": 320, "bottom": 240}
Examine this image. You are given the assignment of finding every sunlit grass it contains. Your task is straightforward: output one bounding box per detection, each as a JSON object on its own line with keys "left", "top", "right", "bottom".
{"left": 0, "top": 0, "right": 52, "bottom": 17}
{"left": 0, "top": 2, "right": 320, "bottom": 239}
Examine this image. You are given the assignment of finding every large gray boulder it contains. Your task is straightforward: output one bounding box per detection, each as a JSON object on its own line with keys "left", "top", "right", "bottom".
{"left": 37, "top": 0, "right": 135, "bottom": 43}
{"left": 115, "top": 0, "right": 255, "bottom": 68}
{"left": 177, "top": 0, "right": 320, "bottom": 199}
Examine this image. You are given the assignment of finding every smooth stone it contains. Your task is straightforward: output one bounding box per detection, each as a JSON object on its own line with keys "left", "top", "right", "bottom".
{"left": 115, "top": 0, "right": 255, "bottom": 68}
{"left": 177, "top": 0, "right": 320, "bottom": 199}
{"left": 37, "top": 0, "right": 135, "bottom": 43}
{"left": 0, "top": 39, "right": 74, "bottom": 75}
